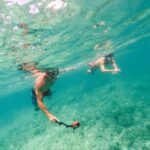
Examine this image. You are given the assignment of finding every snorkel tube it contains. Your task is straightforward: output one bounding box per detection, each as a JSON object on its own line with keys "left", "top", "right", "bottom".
{"left": 56, "top": 121, "right": 80, "bottom": 129}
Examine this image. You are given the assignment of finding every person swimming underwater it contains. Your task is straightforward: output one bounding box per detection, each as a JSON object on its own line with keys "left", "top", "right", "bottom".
{"left": 18, "top": 63, "right": 75, "bottom": 123}
{"left": 87, "top": 53, "right": 120, "bottom": 74}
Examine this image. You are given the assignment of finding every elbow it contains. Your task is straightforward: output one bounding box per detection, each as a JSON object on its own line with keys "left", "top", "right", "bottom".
{"left": 100, "top": 66, "right": 107, "bottom": 72}
{"left": 37, "top": 101, "right": 43, "bottom": 108}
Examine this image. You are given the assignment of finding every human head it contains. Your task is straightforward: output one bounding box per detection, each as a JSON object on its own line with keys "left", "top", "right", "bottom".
{"left": 46, "top": 67, "right": 59, "bottom": 79}
{"left": 104, "top": 53, "right": 114, "bottom": 63}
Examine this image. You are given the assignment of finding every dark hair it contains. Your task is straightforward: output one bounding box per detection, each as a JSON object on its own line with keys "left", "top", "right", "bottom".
{"left": 47, "top": 67, "right": 59, "bottom": 77}
{"left": 104, "top": 53, "right": 114, "bottom": 64}
{"left": 104, "top": 53, "right": 114, "bottom": 58}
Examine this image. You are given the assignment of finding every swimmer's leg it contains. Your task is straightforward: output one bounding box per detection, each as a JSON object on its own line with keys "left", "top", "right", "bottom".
{"left": 17, "top": 62, "right": 38, "bottom": 73}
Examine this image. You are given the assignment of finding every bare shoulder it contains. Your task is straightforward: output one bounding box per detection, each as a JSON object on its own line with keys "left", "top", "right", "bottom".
{"left": 33, "top": 71, "right": 45, "bottom": 77}
{"left": 95, "top": 57, "right": 105, "bottom": 64}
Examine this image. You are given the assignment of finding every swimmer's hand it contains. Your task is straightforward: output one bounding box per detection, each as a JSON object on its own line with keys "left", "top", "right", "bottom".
{"left": 112, "top": 68, "right": 121, "bottom": 75}
{"left": 87, "top": 69, "right": 92, "bottom": 74}
{"left": 47, "top": 114, "right": 59, "bottom": 123}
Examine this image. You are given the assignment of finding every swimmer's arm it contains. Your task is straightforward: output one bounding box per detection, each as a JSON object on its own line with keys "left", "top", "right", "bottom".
{"left": 100, "top": 64, "right": 117, "bottom": 72}
{"left": 36, "top": 91, "right": 59, "bottom": 122}
{"left": 59, "top": 66, "right": 76, "bottom": 73}
{"left": 19, "top": 64, "right": 42, "bottom": 76}
{"left": 112, "top": 60, "right": 120, "bottom": 71}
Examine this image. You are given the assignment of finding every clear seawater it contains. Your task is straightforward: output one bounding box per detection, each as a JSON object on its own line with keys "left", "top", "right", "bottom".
{"left": 0, "top": 0, "right": 150, "bottom": 150}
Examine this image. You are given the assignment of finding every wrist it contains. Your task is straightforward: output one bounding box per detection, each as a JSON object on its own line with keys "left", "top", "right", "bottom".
{"left": 47, "top": 113, "right": 52, "bottom": 117}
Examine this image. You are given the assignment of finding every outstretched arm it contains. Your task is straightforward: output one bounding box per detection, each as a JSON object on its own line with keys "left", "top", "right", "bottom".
{"left": 18, "top": 63, "right": 42, "bottom": 76}
{"left": 100, "top": 63, "right": 117, "bottom": 73}
{"left": 99, "top": 58, "right": 120, "bottom": 73}
{"left": 36, "top": 90, "right": 59, "bottom": 123}
{"left": 112, "top": 60, "right": 120, "bottom": 71}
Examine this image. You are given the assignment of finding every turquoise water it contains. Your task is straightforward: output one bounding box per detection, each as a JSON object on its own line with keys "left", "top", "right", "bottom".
{"left": 0, "top": 0, "right": 150, "bottom": 149}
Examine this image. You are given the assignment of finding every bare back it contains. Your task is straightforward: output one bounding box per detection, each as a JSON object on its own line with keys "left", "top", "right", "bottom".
{"left": 34, "top": 73, "right": 55, "bottom": 94}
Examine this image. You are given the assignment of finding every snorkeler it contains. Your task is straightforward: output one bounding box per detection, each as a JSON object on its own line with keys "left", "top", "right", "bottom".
{"left": 87, "top": 53, "right": 120, "bottom": 74}
{"left": 18, "top": 63, "right": 75, "bottom": 123}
